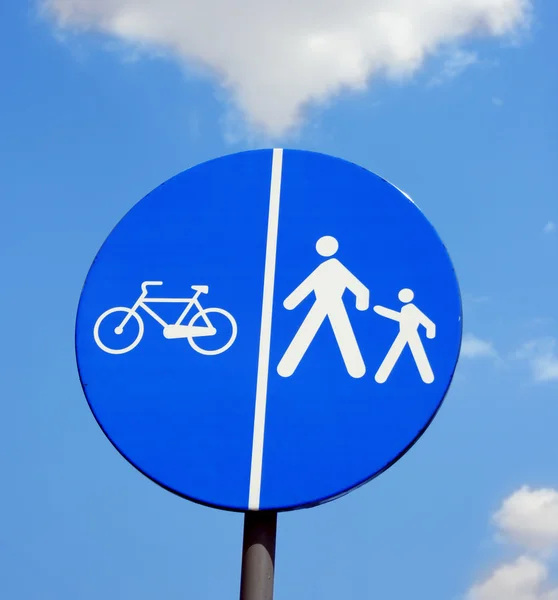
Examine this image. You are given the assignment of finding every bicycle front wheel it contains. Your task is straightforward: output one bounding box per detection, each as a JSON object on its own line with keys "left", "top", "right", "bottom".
{"left": 187, "top": 308, "right": 237, "bottom": 356}
{"left": 94, "top": 307, "right": 144, "bottom": 354}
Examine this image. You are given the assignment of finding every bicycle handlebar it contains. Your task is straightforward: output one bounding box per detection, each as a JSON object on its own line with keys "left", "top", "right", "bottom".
{"left": 141, "top": 281, "right": 164, "bottom": 294}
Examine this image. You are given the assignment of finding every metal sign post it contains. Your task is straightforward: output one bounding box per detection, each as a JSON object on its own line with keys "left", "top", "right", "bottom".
{"left": 239, "top": 511, "right": 277, "bottom": 600}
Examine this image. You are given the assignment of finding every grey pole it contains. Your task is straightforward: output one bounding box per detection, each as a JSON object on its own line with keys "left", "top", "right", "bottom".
{"left": 239, "top": 511, "right": 277, "bottom": 600}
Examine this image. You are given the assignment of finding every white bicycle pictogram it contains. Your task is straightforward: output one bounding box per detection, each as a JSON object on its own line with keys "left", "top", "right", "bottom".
{"left": 93, "top": 281, "right": 237, "bottom": 356}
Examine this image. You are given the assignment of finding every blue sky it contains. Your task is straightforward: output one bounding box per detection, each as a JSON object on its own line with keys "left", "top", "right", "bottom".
{"left": 1, "top": 1, "right": 557, "bottom": 599}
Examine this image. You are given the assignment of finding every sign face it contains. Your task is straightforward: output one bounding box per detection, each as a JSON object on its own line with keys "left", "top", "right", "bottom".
{"left": 76, "top": 149, "right": 462, "bottom": 512}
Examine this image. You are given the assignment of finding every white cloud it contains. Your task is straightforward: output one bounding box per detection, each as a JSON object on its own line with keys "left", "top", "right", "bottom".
{"left": 43, "top": 0, "right": 532, "bottom": 135}
{"left": 516, "top": 338, "right": 558, "bottom": 383}
{"left": 544, "top": 222, "right": 556, "bottom": 234}
{"left": 466, "top": 556, "right": 558, "bottom": 600}
{"left": 430, "top": 49, "right": 478, "bottom": 86}
{"left": 493, "top": 486, "right": 558, "bottom": 552}
{"left": 461, "top": 333, "right": 498, "bottom": 359}
{"left": 466, "top": 488, "right": 558, "bottom": 600}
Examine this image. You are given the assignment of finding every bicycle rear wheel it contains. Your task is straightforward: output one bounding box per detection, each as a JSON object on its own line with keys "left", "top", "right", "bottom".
{"left": 94, "top": 307, "right": 144, "bottom": 354}
{"left": 187, "top": 308, "right": 237, "bottom": 355}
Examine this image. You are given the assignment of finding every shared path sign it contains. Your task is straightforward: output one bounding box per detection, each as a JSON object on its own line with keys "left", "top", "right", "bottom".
{"left": 76, "top": 149, "right": 462, "bottom": 512}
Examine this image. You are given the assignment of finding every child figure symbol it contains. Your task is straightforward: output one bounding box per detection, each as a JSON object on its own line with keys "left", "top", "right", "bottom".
{"left": 277, "top": 236, "right": 370, "bottom": 379}
{"left": 373, "top": 288, "right": 436, "bottom": 384}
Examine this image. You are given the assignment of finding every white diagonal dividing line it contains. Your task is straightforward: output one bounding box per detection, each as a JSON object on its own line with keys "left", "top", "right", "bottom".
{"left": 248, "top": 148, "right": 283, "bottom": 511}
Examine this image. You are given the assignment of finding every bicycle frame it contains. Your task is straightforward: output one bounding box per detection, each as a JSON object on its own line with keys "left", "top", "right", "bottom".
{"left": 118, "top": 284, "right": 213, "bottom": 331}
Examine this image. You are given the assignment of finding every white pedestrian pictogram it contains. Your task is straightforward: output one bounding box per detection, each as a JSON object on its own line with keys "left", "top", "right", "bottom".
{"left": 373, "top": 288, "right": 436, "bottom": 384}
{"left": 277, "top": 236, "right": 369, "bottom": 378}
{"left": 94, "top": 281, "right": 237, "bottom": 356}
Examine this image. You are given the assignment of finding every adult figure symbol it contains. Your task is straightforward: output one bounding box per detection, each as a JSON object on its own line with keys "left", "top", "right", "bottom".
{"left": 277, "top": 236, "right": 370, "bottom": 379}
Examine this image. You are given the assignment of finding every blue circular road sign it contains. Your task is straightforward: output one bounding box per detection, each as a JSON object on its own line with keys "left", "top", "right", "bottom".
{"left": 76, "top": 149, "right": 462, "bottom": 512}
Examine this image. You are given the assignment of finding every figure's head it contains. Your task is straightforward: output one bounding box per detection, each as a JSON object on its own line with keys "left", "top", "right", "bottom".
{"left": 316, "top": 236, "right": 339, "bottom": 257}
{"left": 398, "top": 288, "right": 414, "bottom": 303}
